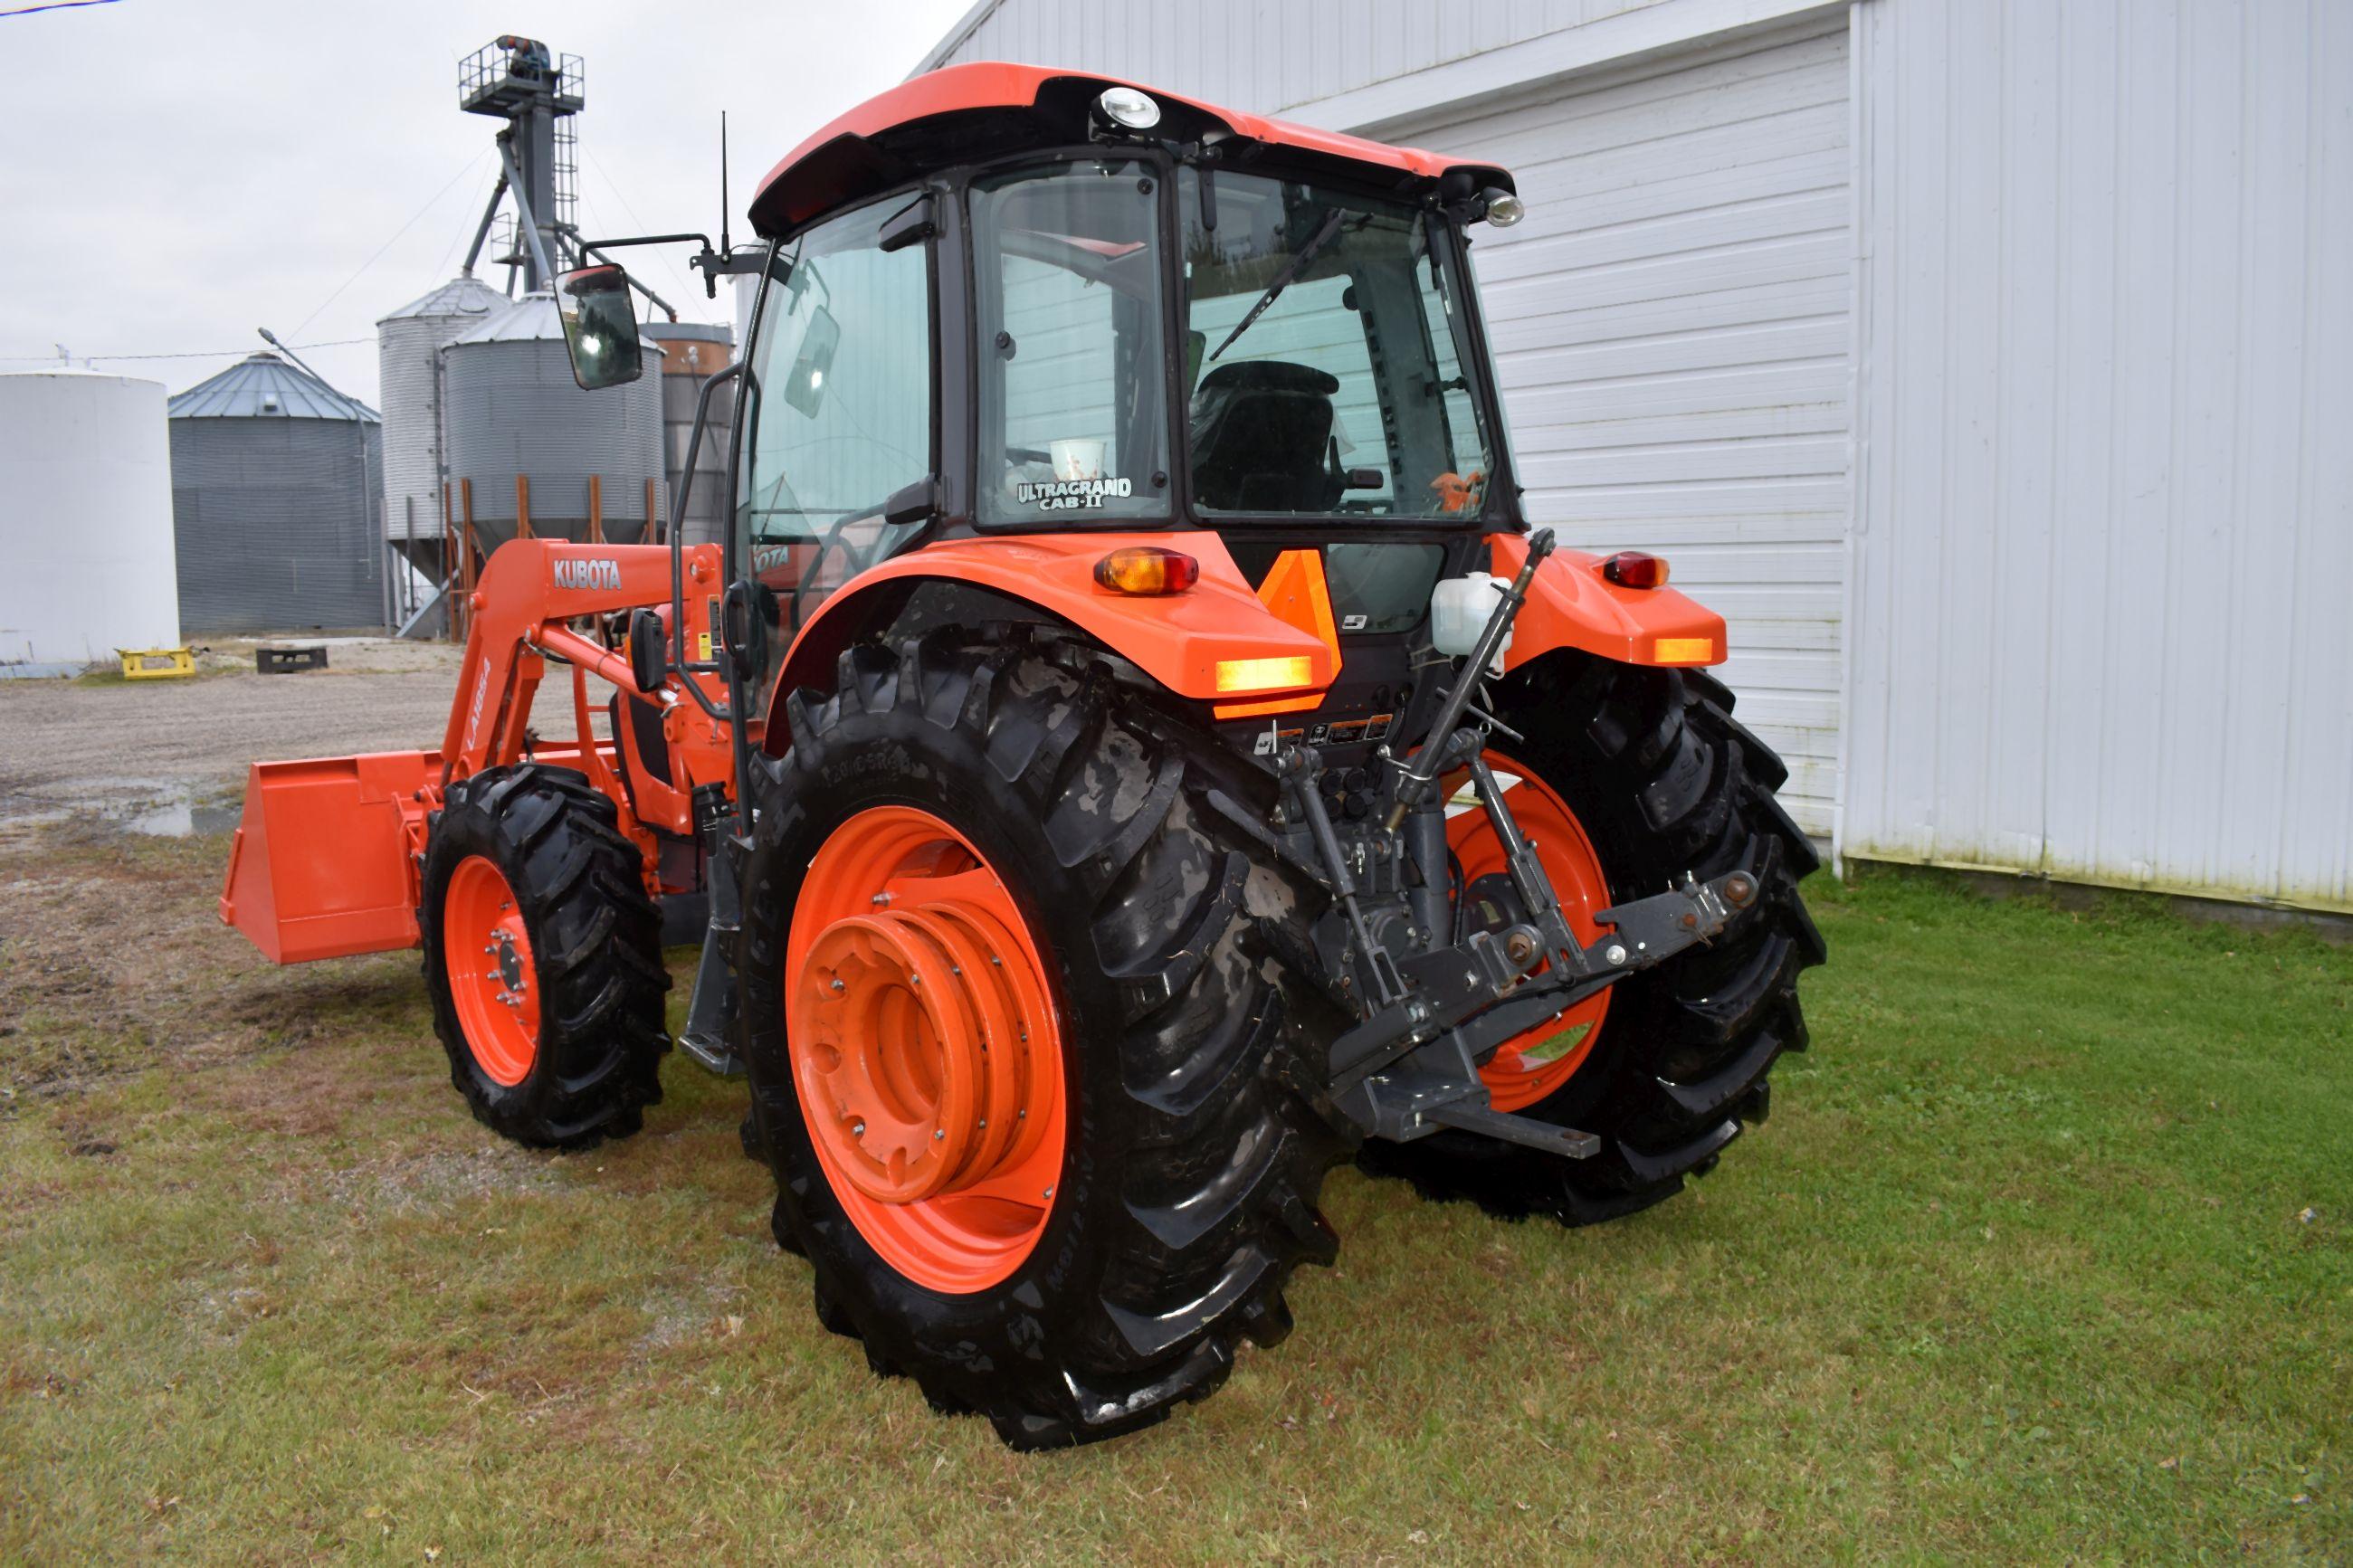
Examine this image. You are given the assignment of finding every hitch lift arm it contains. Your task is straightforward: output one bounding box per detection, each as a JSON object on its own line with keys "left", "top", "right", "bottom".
{"left": 1267, "top": 525, "right": 1762, "bottom": 1159}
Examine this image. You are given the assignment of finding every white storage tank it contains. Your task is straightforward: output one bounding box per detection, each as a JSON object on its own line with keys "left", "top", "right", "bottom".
{"left": 0, "top": 369, "right": 179, "bottom": 670}
{"left": 376, "top": 275, "right": 505, "bottom": 576}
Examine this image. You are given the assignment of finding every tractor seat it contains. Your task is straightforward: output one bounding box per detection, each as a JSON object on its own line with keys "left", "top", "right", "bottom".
{"left": 1189, "top": 359, "right": 1343, "bottom": 513}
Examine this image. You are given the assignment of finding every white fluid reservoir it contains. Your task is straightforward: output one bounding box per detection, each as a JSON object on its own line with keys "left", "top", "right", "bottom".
{"left": 0, "top": 370, "right": 180, "bottom": 666}
{"left": 1429, "top": 572, "right": 1511, "bottom": 668}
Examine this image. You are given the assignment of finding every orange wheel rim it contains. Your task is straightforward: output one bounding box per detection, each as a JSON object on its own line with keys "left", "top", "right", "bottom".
{"left": 786, "top": 805, "right": 1065, "bottom": 1293}
{"left": 1444, "top": 752, "right": 1614, "bottom": 1112}
{"left": 443, "top": 855, "right": 539, "bottom": 1087}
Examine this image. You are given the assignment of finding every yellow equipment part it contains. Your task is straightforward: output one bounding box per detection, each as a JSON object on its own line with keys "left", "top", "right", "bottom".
{"left": 119, "top": 647, "right": 195, "bottom": 680}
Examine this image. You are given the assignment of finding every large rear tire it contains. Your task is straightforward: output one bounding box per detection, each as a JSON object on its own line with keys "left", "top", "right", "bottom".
{"left": 1357, "top": 654, "right": 1824, "bottom": 1224}
{"left": 737, "top": 635, "right": 1346, "bottom": 1449}
{"left": 420, "top": 764, "right": 672, "bottom": 1150}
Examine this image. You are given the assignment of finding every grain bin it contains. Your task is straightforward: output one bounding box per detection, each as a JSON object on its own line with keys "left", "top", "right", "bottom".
{"left": 0, "top": 369, "right": 179, "bottom": 669}
{"left": 643, "top": 320, "right": 734, "bottom": 546}
{"left": 442, "top": 291, "right": 665, "bottom": 551}
{"left": 377, "top": 274, "right": 506, "bottom": 577}
{"left": 167, "top": 352, "right": 385, "bottom": 635}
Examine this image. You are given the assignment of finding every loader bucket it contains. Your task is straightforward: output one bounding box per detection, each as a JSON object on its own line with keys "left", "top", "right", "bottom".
{"left": 219, "top": 751, "right": 441, "bottom": 964}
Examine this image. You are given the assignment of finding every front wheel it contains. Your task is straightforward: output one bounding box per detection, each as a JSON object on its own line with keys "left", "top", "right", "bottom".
{"left": 419, "top": 765, "right": 672, "bottom": 1149}
{"left": 736, "top": 636, "right": 1346, "bottom": 1449}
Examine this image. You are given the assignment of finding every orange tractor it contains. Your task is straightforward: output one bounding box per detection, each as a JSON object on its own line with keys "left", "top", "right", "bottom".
{"left": 222, "top": 63, "right": 1822, "bottom": 1447}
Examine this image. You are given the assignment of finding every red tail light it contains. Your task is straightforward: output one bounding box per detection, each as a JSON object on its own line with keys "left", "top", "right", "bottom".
{"left": 1603, "top": 551, "right": 1670, "bottom": 589}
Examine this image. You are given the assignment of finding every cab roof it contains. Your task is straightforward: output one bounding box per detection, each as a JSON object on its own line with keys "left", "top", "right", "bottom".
{"left": 748, "top": 61, "right": 1511, "bottom": 237}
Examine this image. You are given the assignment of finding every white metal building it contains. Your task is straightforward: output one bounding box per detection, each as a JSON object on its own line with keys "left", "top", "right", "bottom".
{"left": 892, "top": 0, "right": 2350, "bottom": 912}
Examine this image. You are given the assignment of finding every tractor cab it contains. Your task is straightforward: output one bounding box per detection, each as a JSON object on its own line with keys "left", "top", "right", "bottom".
{"left": 566, "top": 65, "right": 1532, "bottom": 708}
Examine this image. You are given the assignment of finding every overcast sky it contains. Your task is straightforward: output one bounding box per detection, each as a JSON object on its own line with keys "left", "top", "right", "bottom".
{"left": 0, "top": 0, "right": 975, "bottom": 406}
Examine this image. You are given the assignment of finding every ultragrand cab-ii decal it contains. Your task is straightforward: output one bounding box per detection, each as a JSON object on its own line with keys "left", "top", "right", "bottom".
{"left": 553, "top": 556, "right": 624, "bottom": 591}
{"left": 1018, "top": 476, "right": 1134, "bottom": 512}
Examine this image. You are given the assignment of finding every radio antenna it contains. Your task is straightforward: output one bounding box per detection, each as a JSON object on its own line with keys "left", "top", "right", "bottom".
{"left": 719, "top": 110, "right": 731, "bottom": 258}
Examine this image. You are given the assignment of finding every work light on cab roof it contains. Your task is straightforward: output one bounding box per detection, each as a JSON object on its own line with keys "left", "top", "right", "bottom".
{"left": 217, "top": 57, "right": 1822, "bottom": 1455}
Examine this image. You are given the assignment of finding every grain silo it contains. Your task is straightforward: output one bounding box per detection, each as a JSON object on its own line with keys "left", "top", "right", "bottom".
{"left": 377, "top": 275, "right": 505, "bottom": 583}
{"left": 167, "top": 352, "right": 384, "bottom": 635}
{"left": 0, "top": 369, "right": 178, "bottom": 670}
{"left": 442, "top": 292, "right": 665, "bottom": 553}
{"left": 643, "top": 320, "right": 734, "bottom": 546}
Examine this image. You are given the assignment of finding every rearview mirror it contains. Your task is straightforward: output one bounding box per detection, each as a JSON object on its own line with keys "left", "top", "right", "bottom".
{"left": 557, "top": 263, "right": 643, "bottom": 390}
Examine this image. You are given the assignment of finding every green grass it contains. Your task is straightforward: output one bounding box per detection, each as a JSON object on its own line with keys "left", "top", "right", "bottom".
{"left": 2, "top": 833, "right": 2346, "bottom": 1563}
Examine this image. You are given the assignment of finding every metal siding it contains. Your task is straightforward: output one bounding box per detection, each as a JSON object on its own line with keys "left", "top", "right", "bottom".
{"left": 1392, "top": 22, "right": 1852, "bottom": 836}
{"left": 169, "top": 417, "right": 383, "bottom": 635}
{"left": 1848, "top": 0, "right": 2353, "bottom": 912}
{"left": 932, "top": 0, "right": 1675, "bottom": 113}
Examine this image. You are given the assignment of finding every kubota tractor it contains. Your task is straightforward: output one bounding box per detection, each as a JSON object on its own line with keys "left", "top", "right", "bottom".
{"left": 221, "top": 63, "right": 1823, "bottom": 1448}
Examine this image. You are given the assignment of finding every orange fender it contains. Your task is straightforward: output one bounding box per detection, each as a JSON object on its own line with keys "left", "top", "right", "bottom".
{"left": 768, "top": 532, "right": 1339, "bottom": 721}
{"left": 1491, "top": 533, "right": 1727, "bottom": 670}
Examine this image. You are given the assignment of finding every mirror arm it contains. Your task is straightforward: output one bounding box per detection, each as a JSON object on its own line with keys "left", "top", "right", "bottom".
{"left": 667, "top": 361, "right": 744, "bottom": 726}
{"left": 576, "top": 233, "right": 767, "bottom": 301}
{"left": 576, "top": 242, "right": 679, "bottom": 323}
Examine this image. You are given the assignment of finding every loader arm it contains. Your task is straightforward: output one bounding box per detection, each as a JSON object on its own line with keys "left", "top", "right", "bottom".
{"left": 221, "top": 538, "right": 730, "bottom": 965}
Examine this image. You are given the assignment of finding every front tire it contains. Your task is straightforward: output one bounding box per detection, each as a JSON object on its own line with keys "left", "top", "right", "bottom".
{"left": 420, "top": 764, "right": 672, "bottom": 1150}
{"left": 737, "top": 636, "right": 1346, "bottom": 1449}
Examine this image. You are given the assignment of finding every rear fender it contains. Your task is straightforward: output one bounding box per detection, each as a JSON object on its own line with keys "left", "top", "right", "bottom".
{"left": 765, "top": 532, "right": 1338, "bottom": 742}
{"left": 1491, "top": 532, "right": 1728, "bottom": 670}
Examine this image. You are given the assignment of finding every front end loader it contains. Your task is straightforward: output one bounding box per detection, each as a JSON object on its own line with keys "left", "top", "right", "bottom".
{"left": 222, "top": 62, "right": 1824, "bottom": 1448}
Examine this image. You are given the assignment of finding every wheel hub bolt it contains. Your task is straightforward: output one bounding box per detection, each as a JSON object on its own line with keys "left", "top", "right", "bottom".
{"left": 851, "top": 1120, "right": 865, "bottom": 1137}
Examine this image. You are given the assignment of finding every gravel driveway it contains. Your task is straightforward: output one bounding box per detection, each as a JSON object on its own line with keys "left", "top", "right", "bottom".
{"left": 0, "top": 640, "right": 604, "bottom": 836}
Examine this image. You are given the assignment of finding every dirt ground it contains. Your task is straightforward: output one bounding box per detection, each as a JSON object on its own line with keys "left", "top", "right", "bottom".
{"left": 0, "top": 638, "right": 607, "bottom": 839}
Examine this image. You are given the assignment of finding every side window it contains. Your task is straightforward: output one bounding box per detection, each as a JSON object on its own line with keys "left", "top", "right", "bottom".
{"left": 971, "top": 162, "right": 1170, "bottom": 524}
{"left": 736, "top": 197, "right": 933, "bottom": 641}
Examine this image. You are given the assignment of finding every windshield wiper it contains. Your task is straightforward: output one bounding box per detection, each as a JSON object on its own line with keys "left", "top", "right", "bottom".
{"left": 1208, "top": 209, "right": 1358, "bottom": 362}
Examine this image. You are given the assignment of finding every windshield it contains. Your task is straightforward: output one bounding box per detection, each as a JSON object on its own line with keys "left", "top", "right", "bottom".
{"left": 1179, "top": 168, "right": 1494, "bottom": 518}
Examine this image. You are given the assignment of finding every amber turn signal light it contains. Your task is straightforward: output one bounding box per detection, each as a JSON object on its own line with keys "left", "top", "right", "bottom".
{"left": 1602, "top": 550, "right": 1670, "bottom": 589}
{"left": 1213, "top": 655, "right": 1315, "bottom": 695}
{"left": 1093, "top": 546, "right": 1200, "bottom": 595}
